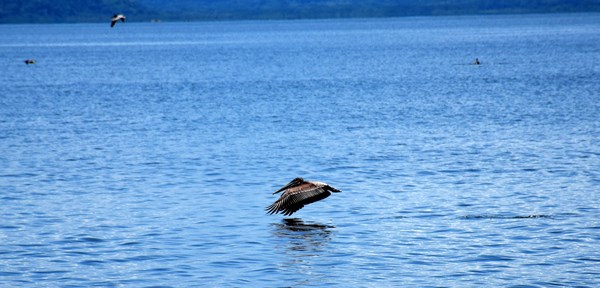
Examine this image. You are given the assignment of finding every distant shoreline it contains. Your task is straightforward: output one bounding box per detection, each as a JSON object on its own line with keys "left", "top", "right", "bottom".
{"left": 1, "top": 10, "right": 599, "bottom": 25}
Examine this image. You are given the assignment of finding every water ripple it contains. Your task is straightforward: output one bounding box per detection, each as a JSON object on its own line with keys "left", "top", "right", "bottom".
{"left": 461, "top": 214, "right": 554, "bottom": 220}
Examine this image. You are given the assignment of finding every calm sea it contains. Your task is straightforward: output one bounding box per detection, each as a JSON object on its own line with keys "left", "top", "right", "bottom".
{"left": 1, "top": 13, "right": 599, "bottom": 287}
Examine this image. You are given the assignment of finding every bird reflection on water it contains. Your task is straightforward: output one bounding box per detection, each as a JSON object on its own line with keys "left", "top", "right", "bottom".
{"left": 272, "top": 218, "right": 334, "bottom": 253}
{"left": 271, "top": 218, "right": 336, "bottom": 286}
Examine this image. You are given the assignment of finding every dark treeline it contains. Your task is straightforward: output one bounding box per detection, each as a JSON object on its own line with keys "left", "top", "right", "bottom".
{"left": 0, "top": 0, "right": 148, "bottom": 23}
{"left": 2, "top": 0, "right": 600, "bottom": 23}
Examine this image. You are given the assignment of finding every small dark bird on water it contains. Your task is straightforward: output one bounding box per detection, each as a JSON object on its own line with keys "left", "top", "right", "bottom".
{"left": 111, "top": 14, "right": 126, "bottom": 27}
{"left": 266, "top": 177, "right": 341, "bottom": 216}
{"left": 24, "top": 59, "right": 36, "bottom": 65}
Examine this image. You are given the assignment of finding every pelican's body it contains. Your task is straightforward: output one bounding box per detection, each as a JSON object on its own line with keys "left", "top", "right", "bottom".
{"left": 266, "top": 177, "right": 341, "bottom": 216}
{"left": 111, "top": 14, "right": 126, "bottom": 27}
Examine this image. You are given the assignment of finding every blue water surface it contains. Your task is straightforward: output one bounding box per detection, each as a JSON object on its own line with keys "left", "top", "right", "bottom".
{"left": 1, "top": 13, "right": 599, "bottom": 287}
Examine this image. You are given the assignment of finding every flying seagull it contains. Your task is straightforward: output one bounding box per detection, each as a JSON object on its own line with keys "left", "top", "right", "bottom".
{"left": 111, "top": 14, "right": 126, "bottom": 28}
{"left": 266, "top": 177, "right": 341, "bottom": 216}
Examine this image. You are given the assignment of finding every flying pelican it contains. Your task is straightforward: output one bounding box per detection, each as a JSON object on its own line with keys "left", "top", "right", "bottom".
{"left": 111, "top": 14, "right": 126, "bottom": 28}
{"left": 266, "top": 177, "right": 341, "bottom": 216}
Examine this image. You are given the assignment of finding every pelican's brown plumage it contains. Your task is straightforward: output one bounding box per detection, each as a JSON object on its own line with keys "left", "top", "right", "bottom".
{"left": 266, "top": 177, "right": 341, "bottom": 216}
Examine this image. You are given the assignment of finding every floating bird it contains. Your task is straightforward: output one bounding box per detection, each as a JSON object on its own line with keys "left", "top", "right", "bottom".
{"left": 266, "top": 177, "right": 341, "bottom": 216}
{"left": 111, "top": 14, "right": 126, "bottom": 28}
{"left": 24, "top": 59, "right": 36, "bottom": 65}
{"left": 474, "top": 58, "right": 481, "bottom": 65}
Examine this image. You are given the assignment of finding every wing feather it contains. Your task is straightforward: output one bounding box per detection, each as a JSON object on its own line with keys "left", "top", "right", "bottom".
{"left": 273, "top": 177, "right": 305, "bottom": 194}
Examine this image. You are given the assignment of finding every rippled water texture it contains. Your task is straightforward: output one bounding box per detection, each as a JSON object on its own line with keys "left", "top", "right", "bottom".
{"left": 1, "top": 13, "right": 599, "bottom": 287}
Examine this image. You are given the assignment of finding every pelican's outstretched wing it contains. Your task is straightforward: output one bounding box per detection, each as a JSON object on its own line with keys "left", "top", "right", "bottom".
{"left": 272, "top": 177, "right": 305, "bottom": 195}
{"left": 266, "top": 181, "right": 332, "bottom": 216}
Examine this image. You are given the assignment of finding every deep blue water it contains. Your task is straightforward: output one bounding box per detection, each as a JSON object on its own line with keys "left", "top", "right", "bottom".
{"left": 1, "top": 13, "right": 600, "bottom": 287}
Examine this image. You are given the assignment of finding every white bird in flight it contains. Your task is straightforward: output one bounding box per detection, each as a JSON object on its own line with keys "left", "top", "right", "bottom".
{"left": 111, "top": 14, "right": 126, "bottom": 28}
